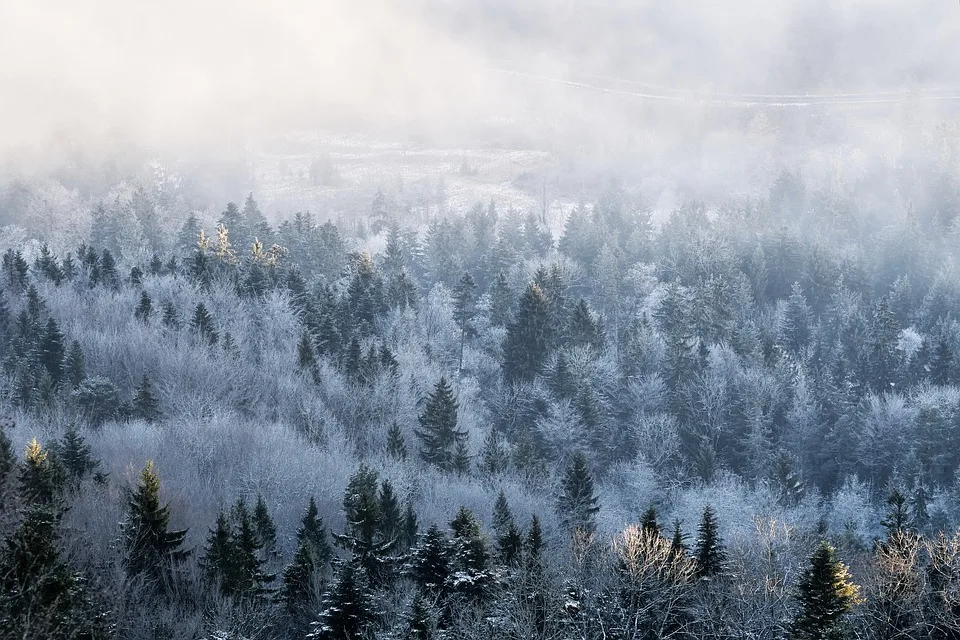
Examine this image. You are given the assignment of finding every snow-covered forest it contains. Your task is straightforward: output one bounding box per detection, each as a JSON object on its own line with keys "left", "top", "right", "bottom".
{"left": 4, "top": 0, "right": 960, "bottom": 638}
{"left": 2, "top": 148, "right": 960, "bottom": 638}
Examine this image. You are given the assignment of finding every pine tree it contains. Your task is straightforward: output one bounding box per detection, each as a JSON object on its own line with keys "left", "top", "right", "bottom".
{"left": 281, "top": 497, "right": 332, "bottom": 616}
{"left": 910, "top": 479, "right": 930, "bottom": 533}
{"left": 410, "top": 523, "right": 453, "bottom": 594}
{"left": 190, "top": 302, "right": 218, "bottom": 345}
{"left": 670, "top": 519, "right": 688, "bottom": 560}
{"left": 132, "top": 373, "right": 161, "bottom": 421}
{"left": 568, "top": 298, "right": 603, "bottom": 350}
{"left": 297, "top": 329, "right": 318, "bottom": 372}
{"left": 333, "top": 465, "right": 396, "bottom": 587}
{"left": 19, "top": 438, "right": 62, "bottom": 506}
{"left": 122, "top": 461, "right": 189, "bottom": 592}
{"left": 378, "top": 479, "right": 403, "bottom": 544}
{"left": 641, "top": 505, "right": 661, "bottom": 537}
{"left": 557, "top": 452, "right": 600, "bottom": 534}
{"left": 449, "top": 506, "right": 492, "bottom": 600}
{"left": 386, "top": 422, "right": 408, "bottom": 460}
{"left": 416, "top": 377, "right": 468, "bottom": 472}
{"left": 134, "top": 290, "right": 152, "bottom": 322}
{"left": 51, "top": 425, "right": 100, "bottom": 487}
{"left": 404, "top": 592, "right": 435, "bottom": 640}
{"left": 202, "top": 512, "right": 234, "bottom": 595}
{"left": 453, "top": 271, "right": 477, "bottom": 373}
{"left": 0, "top": 505, "right": 106, "bottom": 639}
{"left": 62, "top": 338, "right": 86, "bottom": 386}
{"left": 402, "top": 501, "right": 419, "bottom": 549}
{"left": 161, "top": 300, "right": 180, "bottom": 329}
{"left": 790, "top": 542, "right": 860, "bottom": 640}
{"left": 693, "top": 505, "right": 726, "bottom": 579}
{"left": 502, "top": 283, "right": 552, "bottom": 383}
{"left": 880, "top": 489, "right": 910, "bottom": 539}
{"left": 39, "top": 317, "right": 65, "bottom": 384}
{"left": 307, "top": 561, "right": 375, "bottom": 640}
{"left": 479, "top": 429, "right": 510, "bottom": 475}
{"left": 488, "top": 271, "right": 514, "bottom": 327}
{"left": 229, "top": 498, "right": 276, "bottom": 600}
{"left": 253, "top": 494, "right": 278, "bottom": 557}
{"left": 100, "top": 249, "right": 120, "bottom": 289}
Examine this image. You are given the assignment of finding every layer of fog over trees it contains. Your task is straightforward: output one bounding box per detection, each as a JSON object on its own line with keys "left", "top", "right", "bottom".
{"left": 3, "top": 1, "right": 960, "bottom": 639}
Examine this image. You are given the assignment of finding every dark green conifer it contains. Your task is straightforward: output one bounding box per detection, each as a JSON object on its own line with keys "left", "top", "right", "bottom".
{"left": 404, "top": 592, "right": 435, "bottom": 640}
{"left": 253, "top": 494, "right": 278, "bottom": 557}
{"left": 410, "top": 524, "right": 452, "bottom": 594}
{"left": 386, "top": 422, "right": 408, "bottom": 460}
{"left": 297, "top": 329, "right": 318, "bottom": 371}
{"left": 502, "top": 283, "right": 552, "bottom": 383}
{"left": 281, "top": 497, "right": 331, "bottom": 616}
{"left": 18, "top": 439, "right": 62, "bottom": 506}
{"left": 557, "top": 452, "right": 600, "bottom": 534}
{"left": 789, "top": 542, "right": 860, "bottom": 640}
{"left": 190, "top": 302, "right": 218, "bottom": 345}
{"left": 416, "top": 377, "right": 467, "bottom": 472}
{"left": 641, "top": 505, "right": 661, "bottom": 537}
{"left": 51, "top": 425, "right": 100, "bottom": 488}
{"left": 693, "top": 505, "right": 727, "bottom": 579}
{"left": 121, "top": 461, "right": 189, "bottom": 592}
{"left": 307, "top": 561, "right": 374, "bottom": 640}
{"left": 132, "top": 373, "right": 161, "bottom": 422}
{"left": 134, "top": 290, "right": 152, "bottom": 322}
{"left": 40, "top": 317, "right": 65, "bottom": 384}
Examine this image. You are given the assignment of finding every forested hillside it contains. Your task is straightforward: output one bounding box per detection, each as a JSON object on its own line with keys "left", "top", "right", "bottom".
{"left": 3, "top": 174, "right": 960, "bottom": 639}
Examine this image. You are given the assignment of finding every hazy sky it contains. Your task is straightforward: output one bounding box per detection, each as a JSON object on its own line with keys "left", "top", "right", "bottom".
{"left": 1, "top": 0, "right": 958, "bottom": 170}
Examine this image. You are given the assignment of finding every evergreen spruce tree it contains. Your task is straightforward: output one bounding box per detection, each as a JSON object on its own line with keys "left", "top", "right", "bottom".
{"left": 161, "top": 300, "right": 181, "bottom": 329}
{"left": 39, "top": 317, "right": 65, "bottom": 384}
{"left": 386, "top": 421, "right": 408, "bottom": 460}
{"left": 502, "top": 283, "right": 552, "bottom": 383}
{"left": 641, "top": 505, "right": 661, "bottom": 537}
{"left": 449, "top": 506, "right": 493, "bottom": 600}
{"left": 132, "top": 373, "right": 161, "bottom": 422}
{"left": 790, "top": 542, "right": 860, "bottom": 640}
{"left": 134, "top": 290, "right": 152, "bottom": 322}
{"left": 880, "top": 488, "right": 911, "bottom": 539}
{"left": 0, "top": 505, "right": 106, "bottom": 639}
{"left": 308, "top": 561, "right": 375, "bottom": 640}
{"left": 229, "top": 498, "right": 276, "bottom": 600}
{"left": 122, "top": 461, "right": 189, "bottom": 592}
{"left": 409, "top": 523, "right": 453, "bottom": 594}
{"left": 281, "top": 497, "right": 332, "bottom": 616}
{"left": 64, "top": 340, "right": 86, "bottom": 388}
{"left": 488, "top": 271, "right": 514, "bottom": 327}
{"left": 557, "top": 452, "right": 600, "bottom": 534}
{"left": 910, "top": 479, "right": 930, "bottom": 533}
{"left": 404, "top": 592, "right": 435, "bottom": 640}
{"left": 415, "top": 377, "right": 468, "bottom": 472}
{"left": 452, "top": 440, "right": 472, "bottom": 476}
{"left": 100, "top": 249, "right": 120, "bottom": 289}
{"left": 568, "top": 298, "right": 604, "bottom": 350}
{"left": 378, "top": 479, "right": 403, "bottom": 544}
{"left": 190, "top": 302, "right": 218, "bottom": 345}
{"left": 297, "top": 329, "right": 318, "bottom": 372}
{"left": 693, "top": 505, "right": 727, "bottom": 579}
{"left": 479, "top": 429, "right": 510, "bottom": 475}
{"left": 333, "top": 464, "right": 396, "bottom": 587}
{"left": 453, "top": 271, "right": 477, "bottom": 373}
{"left": 402, "top": 501, "right": 419, "bottom": 549}
{"left": 202, "top": 512, "right": 234, "bottom": 595}
{"left": 51, "top": 425, "right": 100, "bottom": 488}
{"left": 670, "top": 519, "right": 689, "bottom": 560}
{"left": 492, "top": 490, "right": 524, "bottom": 565}
{"left": 19, "top": 438, "right": 62, "bottom": 506}
{"left": 253, "top": 494, "right": 278, "bottom": 557}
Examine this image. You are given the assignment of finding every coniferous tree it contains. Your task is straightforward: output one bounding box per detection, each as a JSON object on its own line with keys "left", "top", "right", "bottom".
{"left": 308, "top": 561, "right": 375, "bottom": 640}
{"left": 488, "top": 271, "right": 513, "bottom": 327}
{"left": 453, "top": 271, "right": 477, "bottom": 373}
{"left": 122, "top": 461, "right": 189, "bottom": 592}
{"left": 253, "top": 494, "right": 278, "bottom": 557}
{"left": 693, "top": 505, "right": 727, "bottom": 579}
{"left": 50, "top": 425, "right": 100, "bottom": 488}
{"left": 449, "top": 506, "right": 493, "bottom": 600}
{"left": 557, "top": 452, "right": 600, "bottom": 534}
{"left": 404, "top": 592, "right": 435, "bottom": 640}
{"left": 880, "top": 489, "right": 910, "bottom": 539}
{"left": 132, "top": 373, "right": 161, "bottom": 422}
{"left": 0, "top": 505, "right": 107, "bottom": 639}
{"left": 161, "top": 300, "right": 180, "bottom": 329}
{"left": 386, "top": 422, "right": 408, "bottom": 460}
{"left": 641, "top": 505, "right": 661, "bottom": 537}
{"left": 479, "top": 429, "right": 510, "bottom": 475}
{"left": 416, "top": 377, "right": 467, "bottom": 472}
{"left": 410, "top": 523, "right": 453, "bottom": 595}
{"left": 790, "top": 542, "right": 860, "bottom": 640}
{"left": 281, "top": 497, "right": 332, "bottom": 617}
{"left": 502, "top": 283, "right": 552, "bottom": 383}
{"left": 39, "top": 317, "right": 65, "bottom": 384}
{"left": 190, "top": 302, "right": 218, "bottom": 345}
{"left": 333, "top": 465, "right": 396, "bottom": 587}
{"left": 378, "top": 479, "right": 403, "bottom": 544}
{"left": 297, "top": 329, "right": 318, "bottom": 372}
{"left": 402, "top": 501, "right": 419, "bottom": 550}
{"left": 202, "top": 512, "right": 234, "bottom": 595}
{"left": 19, "top": 438, "right": 62, "bottom": 506}
{"left": 229, "top": 498, "right": 276, "bottom": 600}
{"left": 134, "top": 290, "right": 152, "bottom": 322}
{"left": 670, "top": 519, "right": 689, "bottom": 560}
